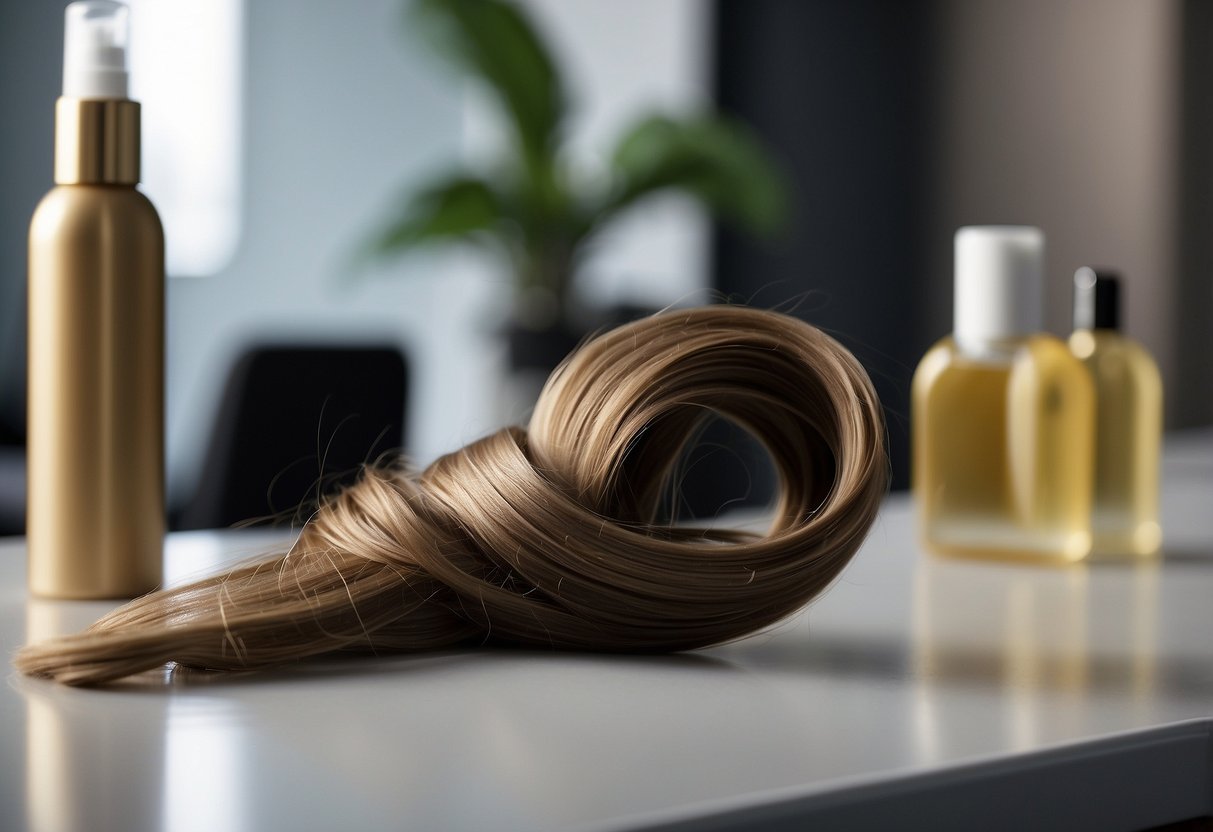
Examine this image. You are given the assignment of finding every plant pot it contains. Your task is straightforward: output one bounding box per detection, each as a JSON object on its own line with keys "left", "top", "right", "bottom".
{"left": 504, "top": 321, "right": 583, "bottom": 375}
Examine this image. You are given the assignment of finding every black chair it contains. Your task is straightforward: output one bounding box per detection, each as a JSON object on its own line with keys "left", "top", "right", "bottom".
{"left": 176, "top": 345, "right": 407, "bottom": 530}
{"left": 0, "top": 445, "right": 25, "bottom": 536}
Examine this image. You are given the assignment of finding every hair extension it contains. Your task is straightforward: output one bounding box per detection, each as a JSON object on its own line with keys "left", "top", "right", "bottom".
{"left": 15, "top": 306, "right": 888, "bottom": 686}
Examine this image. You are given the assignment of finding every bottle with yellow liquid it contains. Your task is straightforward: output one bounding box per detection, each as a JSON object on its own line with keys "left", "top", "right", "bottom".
{"left": 912, "top": 226, "right": 1095, "bottom": 563}
{"left": 1068, "top": 269, "right": 1162, "bottom": 557}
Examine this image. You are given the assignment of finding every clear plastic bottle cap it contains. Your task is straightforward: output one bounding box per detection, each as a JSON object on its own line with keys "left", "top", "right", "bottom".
{"left": 954, "top": 225, "right": 1044, "bottom": 350}
{"left": 63, "top": 0, "right": 130, "bottom": 99}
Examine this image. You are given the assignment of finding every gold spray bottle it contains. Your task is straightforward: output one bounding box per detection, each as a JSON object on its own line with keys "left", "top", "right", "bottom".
{"left": 1068, "top": 269, "right": 1163, "bottom": 557}
{"left": 912, "top": 226, "right": 1095, "bottom": 563}
{"left": 27, "top": 0, "right": 164, "bottom": 598}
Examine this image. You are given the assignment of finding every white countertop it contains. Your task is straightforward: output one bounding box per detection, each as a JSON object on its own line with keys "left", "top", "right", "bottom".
{"left": 3, "top": 432, "right": 1212, "bottom": 832}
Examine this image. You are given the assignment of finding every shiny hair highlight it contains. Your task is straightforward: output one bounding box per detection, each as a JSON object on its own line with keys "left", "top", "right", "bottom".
{"left": 16, "top": 306, "right": 888, "bottom": 685}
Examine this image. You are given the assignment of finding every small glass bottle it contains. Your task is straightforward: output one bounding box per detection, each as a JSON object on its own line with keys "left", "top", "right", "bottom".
{"left": 912, "top": 226, "right": 1095, "bottom": 563}
{"left": 1068, "top": 269, "right": 1162, "bottom": 556}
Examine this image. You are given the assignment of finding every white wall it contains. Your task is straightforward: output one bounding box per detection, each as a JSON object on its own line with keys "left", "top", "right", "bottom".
{"left": 500, "top": 0, "right": 712, "bottom": 310}
{"left": 165, "top": 0, "right": 711, "bottom": 505}
{"left": 166, "top": 0, "right": 463, "bottom": 503}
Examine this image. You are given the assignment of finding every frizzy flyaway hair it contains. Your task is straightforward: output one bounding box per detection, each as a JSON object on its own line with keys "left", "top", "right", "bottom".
{"left": 15, "top": 306, "right": 888, "bottom": 685}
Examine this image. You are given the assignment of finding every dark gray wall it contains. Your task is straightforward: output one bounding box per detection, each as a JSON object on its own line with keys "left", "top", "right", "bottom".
{"left": 0, "top": 2, "right": 61, "bottom": 441}
{"left": 712, "top": 0, "right": 1213, "bottom": 494}
{"left": 713, "top": 0, "right": 936, "bottom": 492}
{"left": 1176, "top": 0, "right": 1213, "bottom": 428}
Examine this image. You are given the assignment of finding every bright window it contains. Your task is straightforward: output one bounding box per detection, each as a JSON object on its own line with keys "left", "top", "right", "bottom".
{"left": 128, "top": 0, "right": 243, "bottom": 277}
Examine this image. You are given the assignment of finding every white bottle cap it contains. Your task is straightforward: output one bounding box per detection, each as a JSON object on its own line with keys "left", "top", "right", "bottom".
{"left": 954, "top": 225, "right": 1044, "bottom": 350}
{"left": 63, "top": 0, "right": 130, "bottom": 99}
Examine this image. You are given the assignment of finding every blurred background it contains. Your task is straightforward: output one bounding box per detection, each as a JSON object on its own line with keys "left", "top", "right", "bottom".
{"left": 0, "top": 0, "right": 1210, "bottom": 533}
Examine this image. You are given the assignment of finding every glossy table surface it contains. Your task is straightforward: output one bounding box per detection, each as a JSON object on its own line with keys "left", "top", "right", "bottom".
{"left": 2, "top": 432, "right": 1212, "bottom": 832}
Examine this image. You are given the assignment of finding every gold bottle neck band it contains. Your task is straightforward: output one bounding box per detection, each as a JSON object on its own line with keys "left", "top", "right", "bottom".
{"left": 54, "top": 97, "right": 140, "bottom": 185}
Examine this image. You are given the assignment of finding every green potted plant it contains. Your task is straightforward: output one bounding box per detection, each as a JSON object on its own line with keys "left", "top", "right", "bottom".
{"left": 375, "top": 0, "right": 787, "bottom": 372}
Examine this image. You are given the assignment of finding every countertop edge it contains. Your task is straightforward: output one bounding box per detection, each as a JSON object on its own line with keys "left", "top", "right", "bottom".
{"left": 622, "top": 718, "right": 1213, "bottom": 832}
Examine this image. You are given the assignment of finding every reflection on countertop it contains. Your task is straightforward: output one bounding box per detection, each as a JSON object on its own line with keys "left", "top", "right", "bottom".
{"left": 3, "top": 432, "right": 1212, "bottom": 832}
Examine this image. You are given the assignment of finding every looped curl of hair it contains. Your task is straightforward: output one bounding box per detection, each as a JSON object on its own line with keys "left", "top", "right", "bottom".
{"left": 16, "top": 306, "right": 888, "bottom": 685}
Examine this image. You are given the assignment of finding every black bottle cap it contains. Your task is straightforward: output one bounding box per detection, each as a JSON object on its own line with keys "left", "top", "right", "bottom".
{"left": 1073, "top": 267, "right": 1120, "bottom": 331}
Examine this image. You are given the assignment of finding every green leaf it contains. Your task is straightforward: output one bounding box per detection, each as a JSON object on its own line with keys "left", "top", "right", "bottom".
{"left": 375, "top": 176, "right": 507, "bottom": 253}
{"left": 605, "top": 115, "right": 787, "bottom": 237}
{"left": 411, "top": 0, "right": 564, "bottom": 163}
